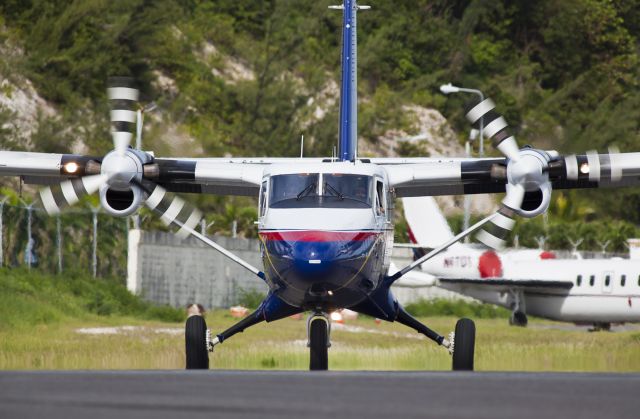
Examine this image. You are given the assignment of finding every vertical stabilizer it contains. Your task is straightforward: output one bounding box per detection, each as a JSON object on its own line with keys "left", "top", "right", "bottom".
{"left": 403, "top": 197, "right": 459, "bottom": 249}
{"left": 331, "top": 1, "right": 369, "bottom": 161}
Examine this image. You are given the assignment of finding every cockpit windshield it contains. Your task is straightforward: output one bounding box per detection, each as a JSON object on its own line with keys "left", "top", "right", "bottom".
{"left": 269, "top": 173, "right": 372, "bottom": 209}
{"left": 270, "top": 174, "right": 319, "bottom": 208}
{"left": 323, "top": 174, "right": 371, "bottom": 207}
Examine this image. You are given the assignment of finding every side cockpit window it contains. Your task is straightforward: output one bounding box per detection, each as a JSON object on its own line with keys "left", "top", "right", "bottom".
{"left": 375, "top": 180, "right": 384, "bottom": 215}
{"left": 259, "top": 181, "right": 267, "bottom": 217}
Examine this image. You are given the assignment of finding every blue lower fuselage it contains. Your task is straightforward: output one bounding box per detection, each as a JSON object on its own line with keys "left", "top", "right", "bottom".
{"left": 260, "top": 230, "right": 386, "bottom": 311}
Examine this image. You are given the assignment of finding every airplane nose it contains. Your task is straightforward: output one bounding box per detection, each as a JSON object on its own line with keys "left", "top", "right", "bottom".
{"left": 292, "top": 240, "right": 337, "bottom": 276}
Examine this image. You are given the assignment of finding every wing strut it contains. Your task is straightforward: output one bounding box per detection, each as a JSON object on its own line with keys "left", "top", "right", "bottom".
{"left": 134, "top": 180, "right": 265, "bottom": 279}
{"left": 387, "top": 213, "right": 499, "bottom": 283}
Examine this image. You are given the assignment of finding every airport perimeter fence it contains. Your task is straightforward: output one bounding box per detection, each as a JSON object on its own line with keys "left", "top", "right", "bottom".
{"left": 0, "top": 201, "right": 128, "bottom": 278}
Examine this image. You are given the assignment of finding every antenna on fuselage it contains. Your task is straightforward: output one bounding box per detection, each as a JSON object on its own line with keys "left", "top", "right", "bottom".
{"left": 300, "top": 134, "right": 304, "bottom": 158}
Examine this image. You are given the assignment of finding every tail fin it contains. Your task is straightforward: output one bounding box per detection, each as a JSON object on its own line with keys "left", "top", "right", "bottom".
{"left": 402, "top": 197, "right": 458, "bottom": 249}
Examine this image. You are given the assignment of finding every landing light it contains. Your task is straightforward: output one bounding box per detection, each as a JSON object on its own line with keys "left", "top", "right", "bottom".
{"left": 579, "top": 163, "right": 590, "bottom": 174}
{"left": 64, "top": 162, "right": 79, "bottom": 174}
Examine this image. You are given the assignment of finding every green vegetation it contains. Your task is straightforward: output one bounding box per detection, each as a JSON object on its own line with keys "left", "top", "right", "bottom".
{"left": 236, "top": 288, "right": 267, "bottom": 310}
{"left": 405, "top": 298, "right": 510, "bottom": 319}
{"left": 0, "top": 268, "right": 185, "bottom": 331}
{"left": 1, "top": 274, "right": 637, "bottom": 371}
{"left": 1, "top": 1, "right": 640, "bottom": 234}
{"left": 1, "top": 309, "right": 639, "bottom": 371}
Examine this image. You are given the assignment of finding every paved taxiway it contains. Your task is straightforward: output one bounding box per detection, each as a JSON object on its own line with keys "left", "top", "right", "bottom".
{"left": 1, "top": 371, "right": 638, "bottom": 419}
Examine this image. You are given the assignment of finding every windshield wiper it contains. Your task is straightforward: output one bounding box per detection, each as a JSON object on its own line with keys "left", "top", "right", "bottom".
{"left": 324, "top": 182, "right": 344, "bottom": 200}
{"left": 296, "top": 183, "right": 316, "bottom": 200}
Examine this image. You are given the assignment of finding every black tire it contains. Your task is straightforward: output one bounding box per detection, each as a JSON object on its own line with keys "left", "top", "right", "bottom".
{"left": 185, "top": 315, "right": 209, "bottom": 370}
{"left": 309, "top": 317, "right": 328, "bottom": 371}
{"left": 509, "top": 311, "right": 528, "bottom": 327}
{"left": 452, "top": 318, "right": 475, "bottom": 371}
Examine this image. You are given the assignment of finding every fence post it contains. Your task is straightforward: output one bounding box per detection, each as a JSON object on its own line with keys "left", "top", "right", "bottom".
{"left": 91, "top": 206, "right": 99, "bottom": 278}
{"left": 56, "top": 214, "right": 62, "bottom": 274}
{"left": 26, "top": 203, "right": 34, "bottom": 270}
{"left": 0, "top": 196, "right": 7, "bottom": 267}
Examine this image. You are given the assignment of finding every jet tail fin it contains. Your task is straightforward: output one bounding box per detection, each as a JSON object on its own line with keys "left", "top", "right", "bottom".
{"left": 402, "top": 197, "right": 459, "bottom": 249}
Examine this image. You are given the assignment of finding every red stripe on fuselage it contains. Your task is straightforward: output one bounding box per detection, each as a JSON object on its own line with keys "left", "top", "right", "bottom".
{"left": 260, "top": 231, "right": 379, "bottom": 242}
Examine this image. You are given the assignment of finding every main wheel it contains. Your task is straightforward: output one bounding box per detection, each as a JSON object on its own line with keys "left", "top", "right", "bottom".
{"left": 452, "top": 318, "right": 475, "bottom": 371}
{"left": 309, "top": 317, "right": 329, "bottom": 371}
{"left": 185, "top": 315, "right": 209, "bottom": 370}
{"left": 509, "top": 311, "right": 528, "bottom": 327}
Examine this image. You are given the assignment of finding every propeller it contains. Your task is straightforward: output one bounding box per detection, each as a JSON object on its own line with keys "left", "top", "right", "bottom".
{"left": 38, "top": 78, "right": 141, "bottom": 214}
{"left": 37, "top": 77, "right": 204, "bottom": 241}
{"left": 465, "top": 98, "right": 551, "bottom": 249}
{"left": 464, "top": 98, "right": 627, "bottom": 249}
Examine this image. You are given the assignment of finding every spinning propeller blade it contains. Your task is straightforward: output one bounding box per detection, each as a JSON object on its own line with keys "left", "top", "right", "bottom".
{"left": 107, "top": 77, "right": 139, "bottom": 156}
{"left": 39, "top": 174, "right": 109, "bottom": 215}
{"left": 144, "top": 183, "right": 203, "bottom": 239}
{"left": 465, "top": 97, "right": 628, "bottom": 249}
{"left": 38, "top": 78, "right": 142, "bottom": 214}
{"left": 465, "top": 99, "right": 538, "bottom": 249}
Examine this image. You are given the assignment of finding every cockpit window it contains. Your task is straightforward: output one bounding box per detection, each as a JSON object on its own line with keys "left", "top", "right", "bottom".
{"left": 269, "top": 173, "right": 372, "bottom": 209}
{"left": 323, "top": 174, "right": 371, "bottom": 208}
{"left": 270, "top": 174, "right": 319, "bottom": 208}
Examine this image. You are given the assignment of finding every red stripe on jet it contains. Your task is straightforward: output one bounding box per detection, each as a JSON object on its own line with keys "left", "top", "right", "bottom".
{"left": 260, "top": 231, "right": 379, "bottom": 242}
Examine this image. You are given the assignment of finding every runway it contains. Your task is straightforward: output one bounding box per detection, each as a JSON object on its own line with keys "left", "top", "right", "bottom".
{"left": 0, "top": 371, "right": 640, "bottom": 419}
{"left": 1, "top": 371, "right": 638, "bottom": 419}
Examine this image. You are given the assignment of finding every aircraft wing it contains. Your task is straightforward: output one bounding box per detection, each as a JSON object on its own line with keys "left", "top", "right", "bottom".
{"left": 0, "top": 151, "right": 307, "bottom": 197}
{"left": 438, "top": 278, "right": 574, "bottom": 293}
{"left": 373, "top": 153, "right": 640, "bottom": 197}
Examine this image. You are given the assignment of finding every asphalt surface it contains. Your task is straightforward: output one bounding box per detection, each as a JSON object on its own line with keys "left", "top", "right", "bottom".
{"left": 1, "top": 370, "right": 639, "bottom": 419}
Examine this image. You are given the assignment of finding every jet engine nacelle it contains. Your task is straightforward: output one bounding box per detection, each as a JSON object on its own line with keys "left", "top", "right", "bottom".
{"left": 99, "top": 184, "right": 144, "bottom": 217}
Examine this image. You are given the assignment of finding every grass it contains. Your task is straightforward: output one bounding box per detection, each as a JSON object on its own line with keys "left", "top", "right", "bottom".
{"left": 0, "top": 269, "right": 639, "bottom": 371}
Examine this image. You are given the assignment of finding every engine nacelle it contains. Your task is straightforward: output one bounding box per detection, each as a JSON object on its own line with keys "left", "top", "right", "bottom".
{"left": 99, "top": 184, "right": 144, "bottom": 217}
{"left": 506, "top": 148, "right": 553, "bottom": 218}
{"left": 516, "top": 182, "right": 552, "bottom": 218}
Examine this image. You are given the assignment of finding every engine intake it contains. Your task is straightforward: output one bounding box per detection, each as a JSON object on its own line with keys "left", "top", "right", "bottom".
{"left": 515, "top": 183, "right": 551, "bottom": 218}
{"left": 99, "top": 184, "right": 143, "bottom": 217}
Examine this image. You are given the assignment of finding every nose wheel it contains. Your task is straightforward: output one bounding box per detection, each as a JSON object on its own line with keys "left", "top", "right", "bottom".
{"left": 308, "top": 313, "right": 330, "bottom": 371}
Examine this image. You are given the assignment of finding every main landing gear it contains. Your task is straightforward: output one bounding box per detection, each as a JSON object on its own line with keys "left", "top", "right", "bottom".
{"left": 509, "top": 311, "right": 528, "bottom": 327}
{"left": 185, "top": 315, "right": 209, "bottom": 369}
{"left": 394, "top": 306, "right": 476, "bottom": 371}
{"left": 186, "top": 307, "right": 476, "bottom": 371}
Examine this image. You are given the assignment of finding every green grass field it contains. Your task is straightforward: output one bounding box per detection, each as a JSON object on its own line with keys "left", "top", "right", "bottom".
{"left": 1, "top": 269, "right": 639, "bottom": 371}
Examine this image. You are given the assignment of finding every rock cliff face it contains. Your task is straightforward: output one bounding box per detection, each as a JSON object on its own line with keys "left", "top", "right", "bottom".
{"left": 0, "top": 34, "right": 56, "bottom": 149}
{"left": 360, "top": 104, "right": 496, "bottom": 216}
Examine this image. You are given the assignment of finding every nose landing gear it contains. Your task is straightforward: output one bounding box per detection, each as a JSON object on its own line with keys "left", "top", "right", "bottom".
{"left": 307, "top": 312, "right": 330, "bottom": 371}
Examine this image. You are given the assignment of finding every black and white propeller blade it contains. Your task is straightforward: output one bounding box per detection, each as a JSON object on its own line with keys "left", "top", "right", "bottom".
{"left": 38, "top": 79, "right": 141, "bottom": 215}
{"left": 144, "top": 183, "right": 203, "bottom": 239}
{"left": 465, "top": 98, "right": 543, "bottom": 249}
{"left": 108, "top": 77, "right": 139, "bottom": 156}
{"left": 39, "top": 174, "right": 109, "bottom": 215}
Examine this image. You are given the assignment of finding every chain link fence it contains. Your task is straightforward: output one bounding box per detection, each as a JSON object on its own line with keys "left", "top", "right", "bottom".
{"left": 0, "top": 200, "right": 128, "bottom": 278}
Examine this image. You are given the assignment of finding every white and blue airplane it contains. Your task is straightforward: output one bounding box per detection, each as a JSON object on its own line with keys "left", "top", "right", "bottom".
{"left": 2, "top": 1, "right": 640, "bottom": 370}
